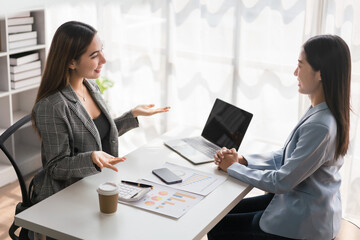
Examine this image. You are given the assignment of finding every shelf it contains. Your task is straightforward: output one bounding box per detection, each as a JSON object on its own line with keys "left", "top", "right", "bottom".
{"left": 0, "top": 9, "right": 45, "bottom": 188}
{"left": 0, "top": 91, "right": 9, "bottom": 97}
{"left": 0, "top": 55, "right": 9, "bottom": 92}
{"left": 0, "top": 95, "right": 11, "bottom": 129}
{"left": 13, "top": 110, "right": 30, "bottom": 123}
{"left": 9, "top": 44, "right": 46, "bottom": 55}
{"left": 10, "top": 83, "right": 40, "bottom": 94}
{"left": 0, "top": 19, "right": 6, "bottom": 52}
{"left": 12, "top": 88, "right": 37, "bottom": 124}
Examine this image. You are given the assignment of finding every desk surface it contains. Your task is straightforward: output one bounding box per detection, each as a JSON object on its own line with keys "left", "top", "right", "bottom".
{"left": 15, "top": 128, "right": 252, "bottom": 240}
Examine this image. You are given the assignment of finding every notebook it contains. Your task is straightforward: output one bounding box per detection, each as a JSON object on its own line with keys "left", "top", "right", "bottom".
{"left": 164, "top": 98, "right": 253, "bottom": 164}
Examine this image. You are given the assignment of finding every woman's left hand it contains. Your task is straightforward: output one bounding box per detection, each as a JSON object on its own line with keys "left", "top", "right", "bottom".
{"left": 132, "top": 104, "right": 170, "bottom": 118}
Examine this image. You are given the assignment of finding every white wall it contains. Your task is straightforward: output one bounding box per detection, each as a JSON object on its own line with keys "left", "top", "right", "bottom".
{"left": 0, "top": 0, "right": 46, "bottom": 17}
{"left": 0, "top": 0, "right": 101, "bottom": 17}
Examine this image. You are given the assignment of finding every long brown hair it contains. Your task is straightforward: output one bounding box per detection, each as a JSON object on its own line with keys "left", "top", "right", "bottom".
{"left": 303, "top": 35, "right": 351, "bottom": 159}
{"left": 31, "top": 21, "right": 96, "bottom": 132}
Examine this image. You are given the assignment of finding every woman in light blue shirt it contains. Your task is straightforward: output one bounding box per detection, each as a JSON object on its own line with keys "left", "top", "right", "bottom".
{"left": 208, "top": 35, "right": 351, "bottom": 240}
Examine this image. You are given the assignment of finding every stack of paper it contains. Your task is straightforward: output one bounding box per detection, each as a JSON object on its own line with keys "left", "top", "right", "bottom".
{"left": 10, "top": 51, "right": 41, "bottom": 89}
{"left": 7, "top": 11, "right": 37, "bottom": 50}
{"left": 119, "top": 162, "right": 227, "bottom": 219}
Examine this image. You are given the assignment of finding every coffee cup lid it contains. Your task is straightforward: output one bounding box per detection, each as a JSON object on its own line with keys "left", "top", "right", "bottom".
{"left": 97, "top": 182, "right": 119, "bottom": 196}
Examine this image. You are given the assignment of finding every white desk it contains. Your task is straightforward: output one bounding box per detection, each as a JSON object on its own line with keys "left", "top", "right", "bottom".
{"left": 15, "top": 129, "right": 253, "bottom": 240}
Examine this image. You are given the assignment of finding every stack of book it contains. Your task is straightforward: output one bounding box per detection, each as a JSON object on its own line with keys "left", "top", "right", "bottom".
{"left": 10, "top": 51, "right": 41, "bottom": 89}
{"left": 7, "top": 11, "right": 37, "bottom": 50}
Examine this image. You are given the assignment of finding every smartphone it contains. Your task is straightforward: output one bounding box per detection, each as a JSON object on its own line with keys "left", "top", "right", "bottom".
{"left": 152, "top": 168, "right": 183, "bottom": 184}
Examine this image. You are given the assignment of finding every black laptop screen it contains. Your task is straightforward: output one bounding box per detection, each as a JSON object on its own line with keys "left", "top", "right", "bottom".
{"left": 201, "top": 98, "right": 253, "bottom": 149}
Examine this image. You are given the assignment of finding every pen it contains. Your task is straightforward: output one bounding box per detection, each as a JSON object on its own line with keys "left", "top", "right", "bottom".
{"left": 121, "top": 180, "right": 153, "bottom": 189}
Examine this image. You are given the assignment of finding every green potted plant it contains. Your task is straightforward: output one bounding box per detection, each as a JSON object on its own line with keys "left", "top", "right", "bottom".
{"left": 96, "top": 76, "right": 114, "bottom": 94}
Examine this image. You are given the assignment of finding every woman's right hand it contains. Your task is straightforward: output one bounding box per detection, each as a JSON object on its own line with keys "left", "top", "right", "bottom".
{"left": 215, "top": 148, "right": 238, "bottom": 172}
{"left": 214, "top": 147, "right": 233, "bottom": 166}
{"left": 214, "top": 147, "right": 248, "bottom": 167}
{"left": 91, "top": 151, "right": 126, "bottom": 172}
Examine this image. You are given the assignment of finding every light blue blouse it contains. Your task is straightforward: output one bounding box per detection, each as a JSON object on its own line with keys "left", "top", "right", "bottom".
{"left": 228, "top": 102, "right": 342, "bottom": 240}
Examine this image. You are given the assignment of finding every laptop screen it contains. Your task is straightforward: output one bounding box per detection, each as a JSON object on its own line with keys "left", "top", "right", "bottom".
{"left": 201, "top": 98, "right": 253, "bottom": 149}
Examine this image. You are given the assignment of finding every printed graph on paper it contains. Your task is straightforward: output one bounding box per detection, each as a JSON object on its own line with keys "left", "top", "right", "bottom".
{"left": 180, "top": 173, "right": 212, "bottom": 186}
{"left": 119, "top": 181, "right": 204, "bottom": 218}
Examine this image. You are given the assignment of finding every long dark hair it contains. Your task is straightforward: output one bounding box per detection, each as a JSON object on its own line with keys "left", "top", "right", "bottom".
{"left": 303, "top": 35, "right": 351, "bottom": 159}
{"left": 31, "top": 21, "right": 97, "bottom": 133}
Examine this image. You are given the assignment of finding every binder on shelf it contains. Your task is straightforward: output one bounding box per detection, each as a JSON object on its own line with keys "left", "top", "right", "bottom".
{"left": 9, "top": 38, "right": 37, "bottom": 50}
{"left": 8, "top": 31, "right": 37, "bottom": 42}
{"left": 11, "top": 75, "right": 41, "bottom": 89}
{"left": 8, "top": 17, "right": 34, "bottom": 26}
{"left": 10, "top": 52, "right": 39, "bottom": 66}
{"left": 8, "top": 24, "right": 32, "bottom": 34}
{"left": 7, "top": 11, "right": 31, "bottom": 19}
{"left": 10, "top": 60, "right": 41, "bottom": 74}
{"left": 11, "top": 68, "right": 41, "bottom": 81}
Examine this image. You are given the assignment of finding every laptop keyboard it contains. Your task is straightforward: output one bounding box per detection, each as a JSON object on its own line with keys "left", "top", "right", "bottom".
{"left": 183, "top": 137, "right": 219, "bottom": 158}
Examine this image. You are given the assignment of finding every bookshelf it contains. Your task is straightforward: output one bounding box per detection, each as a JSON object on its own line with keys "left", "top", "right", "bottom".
{"left": 0, "top": 9, "right": 45, "bottom": 187}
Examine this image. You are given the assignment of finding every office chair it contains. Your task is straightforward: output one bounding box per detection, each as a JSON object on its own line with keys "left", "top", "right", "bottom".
{"left": 0, "top": 114, "right": 37, "bottom": 240}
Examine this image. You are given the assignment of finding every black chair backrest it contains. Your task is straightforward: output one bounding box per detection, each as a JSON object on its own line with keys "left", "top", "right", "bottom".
{"left": 0, "top": 114, "right": 35, "bottom": 240}
{"left": 0, "top": 114, "right": 32, "bottom": 206}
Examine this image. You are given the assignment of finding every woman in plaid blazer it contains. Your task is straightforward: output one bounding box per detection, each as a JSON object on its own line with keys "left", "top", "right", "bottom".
{"left": 31, "top": 21, "right": 169, "bottom": 204}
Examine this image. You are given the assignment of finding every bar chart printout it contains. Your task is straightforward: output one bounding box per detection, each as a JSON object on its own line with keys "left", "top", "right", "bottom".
{"left": 119, "top": 181, "right": 204, "bottom": 218}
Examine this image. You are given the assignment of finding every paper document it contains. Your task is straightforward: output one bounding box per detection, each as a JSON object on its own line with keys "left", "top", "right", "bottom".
{"left": 143, "top": 162, "right": 227, "bottom": 196}
{"left": 119, "top": 180, "right": 203, "bottom": 219}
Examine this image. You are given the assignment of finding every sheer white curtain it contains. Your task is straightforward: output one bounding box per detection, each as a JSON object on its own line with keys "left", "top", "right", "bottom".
{"left": 44, "top": 0, "right": 360, "bottom": 227}
{"left": 98, "top": 0, "right": 305, "bottom": 154}
{"left": 322, "top": 0, "right": 360, "bottom": 228}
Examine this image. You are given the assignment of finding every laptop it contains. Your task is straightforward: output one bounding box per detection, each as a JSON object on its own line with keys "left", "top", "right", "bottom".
{"left": 164, "top": 98, "right": 253, "bottom": 164}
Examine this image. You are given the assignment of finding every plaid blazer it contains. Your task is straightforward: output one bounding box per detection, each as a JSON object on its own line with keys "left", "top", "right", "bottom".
{"left": 31, "top": 79, "right": 139, "bottom": 203}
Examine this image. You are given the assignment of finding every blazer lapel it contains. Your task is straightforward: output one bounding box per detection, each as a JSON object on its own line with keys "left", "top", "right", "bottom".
{"left": 281, "top": 102, "right": 329, "bottom": 165}
{"left": 83, "top": 79, "right": 118, "bottom": 136}
{"left": 285, "top": 103, "right": 329, "bottom": 145}
{"left": 60, "top": 84, "right": 102, "bottom": 149}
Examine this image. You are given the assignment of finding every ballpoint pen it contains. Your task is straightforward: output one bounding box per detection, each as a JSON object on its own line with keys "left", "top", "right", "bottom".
{"left": 121, "top": 180, "right": 153, "bottom": 189}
